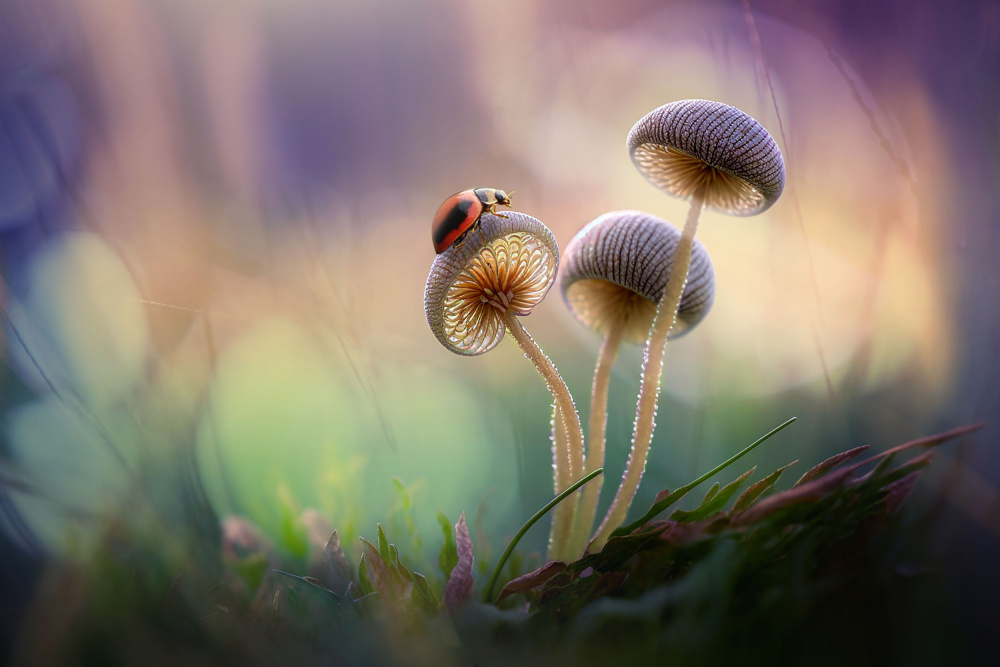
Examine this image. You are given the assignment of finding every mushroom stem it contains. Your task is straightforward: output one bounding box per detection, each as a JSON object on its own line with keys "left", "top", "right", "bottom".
{"left": 567, "top": 319, "right": 624, "bottom": 558}
{"left": 504, "top": 310, "right": 585, "bottom": 560}
{"left": 590, "top": 186, "right": 706, "bottom": 551}
{"left": 548, "top": 404, "right": 575, "bottom": 561}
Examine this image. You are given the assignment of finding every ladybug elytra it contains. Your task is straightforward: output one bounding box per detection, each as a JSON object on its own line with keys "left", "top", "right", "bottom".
{"left": 431, "top": 187, "right": 513, "bottom": 254}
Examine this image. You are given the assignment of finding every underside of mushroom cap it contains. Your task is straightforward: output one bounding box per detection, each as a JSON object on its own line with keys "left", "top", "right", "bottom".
{"left": 425, "top": 212, "right": 559, "bottom": 356}
{"left": 561, "top": 210, "right": 715, "bottom": 344}
{"left": 627, "top": 99, "right": 785, "bottom": 215}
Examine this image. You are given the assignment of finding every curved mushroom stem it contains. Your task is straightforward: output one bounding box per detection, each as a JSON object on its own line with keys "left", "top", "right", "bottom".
{"left": 504, "top": 310, "right": 585, "bottom": 561}
{"left": 567, "top": 319, "right": 624, "bottom": 558}
{"left": 590, "top": 186, "right": 706, "bottom": 551}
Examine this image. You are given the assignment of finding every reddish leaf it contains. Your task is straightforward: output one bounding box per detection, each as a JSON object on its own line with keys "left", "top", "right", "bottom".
{"left": 879, "top": 470, "right": 923, "bottom": 515}
{"left": 443, "top": 512, "right": 474, "bottom": 609}
{"left": 324, "top": 529, "right": 354, "bottom": 592}
{"left": 653, "top": 488, "right": 672, "bottom": 505}
{"left": 854, "top": 423, "right": 985, "bottom": 470}
{"left": 732, "top": 465, "right": 858, "bottom": 527}
{"left": 658, "top": 520, "right": 712, "bottom": 546}
{"left": 855, "top": 449, "right": 936, "bottom": 486}
{"left": 495, "top": 561, "right": 567, "bottom": 605}
{"left": 794, "top": 446, "right": 868, "bottom": 487}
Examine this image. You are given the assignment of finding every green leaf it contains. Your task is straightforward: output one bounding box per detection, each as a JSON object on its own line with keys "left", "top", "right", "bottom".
{"left": 392, "top": 477, "right": 412, "bottom": 510}
{"left": 703, "top": 482, "right": 721, "bottom": 504}
{"left": 411, "top": 572, "right": 439, "bottom": 613}
{"left": 438, "top": 511, "right": 458, "bottom": 580}
{"left": 730, "top": 461, "right": 797, "bottom": 515}
{"left": 612, "top": 417, "right": 796, "bottom": 537}
{"left": 672, "top": 468, "right": 755, "bottom": 523}
{"left": 377, "top": 523, "right": 391, "bottom": 563}
{"left": 357, "top": 553, "right": 374, "bottom": 596}
{"left": 361, "top": 537, "right": 403, "bottom": 601}
{"left": 278, "top": 493, "right": 309, "bottom": 558}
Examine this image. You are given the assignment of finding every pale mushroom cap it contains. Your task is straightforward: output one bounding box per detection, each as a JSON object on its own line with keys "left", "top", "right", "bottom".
{"left": 561, "top": 210, "right": 715, "bottom": 344}
{"left": 425, "top": 212, "right": 559, "bottom": 356}
{"left": 627, "top": 99, "right": 785, "bottom": 215}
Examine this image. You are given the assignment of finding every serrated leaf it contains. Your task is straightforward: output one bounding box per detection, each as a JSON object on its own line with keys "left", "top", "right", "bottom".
{"left": 608, "top": 488, "right": 691, "bottom": 540}
{"left": 442, "top": 512, "right": 474, "bottom": 609}
{"left": 438, "top": 511, "right": 458, "bottom": 580}
{"left": 672, "top": 468, "right": 755, "bottom": 523}
{"left": 852, "top": 423, "right": 984, "bottom": 479}
{"left": 578, "top": 523, "right": 671, "bottom": 574}
{"left": 859, "top": 450, "right": 935, "bottom": 488}
{"left": 794, "top": 446, "right": 869, "bottom": 487}
{"left": 730, "top": 462, "right": 797, "bottom": 515}
{"left": 495, "top": 561, "right": 567, "bottom": 605}
{"left": 377, "top": 524, "right": 391, "bottom": 563}
{"left": 732, "top": 464, "right": 857, "bottom": 527}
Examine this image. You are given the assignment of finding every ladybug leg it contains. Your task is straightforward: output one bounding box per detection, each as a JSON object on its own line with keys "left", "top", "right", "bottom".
{"left": 485, "top": 203, "right": 510, "bottom": 219}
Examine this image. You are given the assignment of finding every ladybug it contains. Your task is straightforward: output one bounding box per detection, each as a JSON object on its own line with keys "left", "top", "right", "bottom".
{"left": 432, "top": 188, "right": 513, "bottom": 254}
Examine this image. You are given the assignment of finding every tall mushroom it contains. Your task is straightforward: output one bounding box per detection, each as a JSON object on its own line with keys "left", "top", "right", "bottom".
{"left": 590, "top": 100, "right": 784, "bottom": 550}
{"left": 560, "top": 210, "right": 715, "bottom": 558}
{"left": 425, "top": 211, "right": 586, "bottom": 560}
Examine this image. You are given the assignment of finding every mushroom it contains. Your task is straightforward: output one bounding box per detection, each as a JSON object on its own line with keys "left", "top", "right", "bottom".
{"left": 590, "top": 100, "right": 784, "bottom": 550}
{"left": 424, "top": 211, "right": 586, "bottom": 560}
{"left": 560, "top": 210, "right": 715, "bottom": 557}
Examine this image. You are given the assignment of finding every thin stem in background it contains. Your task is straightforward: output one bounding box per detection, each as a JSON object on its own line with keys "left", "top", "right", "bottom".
{"left": 590, "top": 186, "right": 705, "bottom": 551}
{"left": 567, "top": 320, "right": 624, "bottom": 558}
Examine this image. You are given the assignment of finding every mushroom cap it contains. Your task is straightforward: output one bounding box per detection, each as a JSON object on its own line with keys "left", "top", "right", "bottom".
{"left": 627, "top": 99, "right": 785, "bottom": 215}
{"left": 561, "top": 210, "right": 715, "bottom": 344}
{"left": 425, "top": 211, "right": 559, "bottom": 356}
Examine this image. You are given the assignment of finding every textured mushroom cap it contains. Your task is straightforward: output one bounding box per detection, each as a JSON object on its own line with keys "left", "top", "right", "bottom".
{"left": 425, "top": 212, "right": 559, "bottom": 356}
{"left": 561, "top": 210, "right": 714, "bottom": 344}
{"left": 627, "top": 99, "right": 785, "bottom": 215}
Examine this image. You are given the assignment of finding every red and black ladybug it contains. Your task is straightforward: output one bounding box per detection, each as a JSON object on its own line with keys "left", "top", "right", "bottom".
{"left": 432, "top": 188, "right": 513, "bottom": 254}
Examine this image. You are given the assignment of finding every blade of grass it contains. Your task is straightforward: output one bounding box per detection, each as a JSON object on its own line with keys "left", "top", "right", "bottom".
{"left": 483, "top": 468, "right": 603, "bottom": 604}
{"left": 610, "top": 417, "right": 797, "bottom": 538}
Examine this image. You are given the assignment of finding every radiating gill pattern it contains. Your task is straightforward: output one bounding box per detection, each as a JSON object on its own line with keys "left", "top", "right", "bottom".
{"left": 442, "top": 233, "right": 555, "bottom": 355}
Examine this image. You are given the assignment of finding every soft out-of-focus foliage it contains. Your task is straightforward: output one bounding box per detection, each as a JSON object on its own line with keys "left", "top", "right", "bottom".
{"left": 1, "top": 0, "right": 998, "bottom": 661}
{"left": 10, "top": 424, "right": 980, "bottom": 666}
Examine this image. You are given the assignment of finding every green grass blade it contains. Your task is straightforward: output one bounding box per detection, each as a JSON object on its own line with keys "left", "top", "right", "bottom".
{"left": 611, "top": 417, "right": 796, "bottom": 538}
{"left": 483, "top": 468, "right": 603, "bottom": 604}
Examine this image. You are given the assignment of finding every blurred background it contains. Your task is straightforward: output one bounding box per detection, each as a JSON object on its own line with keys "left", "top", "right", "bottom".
{"left": 0, "top": 0, "right": 997, "bottom": 660}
